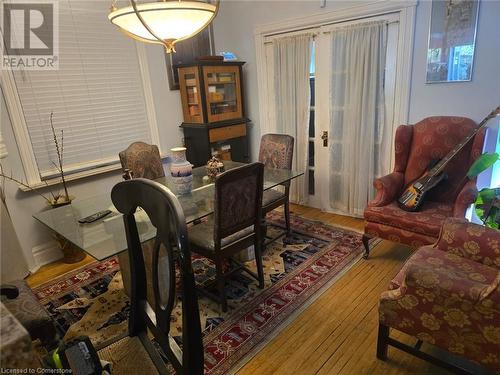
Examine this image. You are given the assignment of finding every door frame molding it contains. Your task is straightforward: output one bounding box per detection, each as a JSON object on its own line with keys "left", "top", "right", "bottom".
{"left": 255, "top": 0, "right": 417, "bottom": 135}
{"left": 254, "top": 1, "right": 417, "bottom": 209}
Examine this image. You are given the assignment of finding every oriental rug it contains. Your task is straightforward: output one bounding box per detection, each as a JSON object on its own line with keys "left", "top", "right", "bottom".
{"left": 32, "top": 212, "right": 373, "bottom": 374}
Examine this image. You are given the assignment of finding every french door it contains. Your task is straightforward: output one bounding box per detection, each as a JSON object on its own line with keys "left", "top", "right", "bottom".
{"left": 307, "top": 13, "right": 400, "bottom": 214}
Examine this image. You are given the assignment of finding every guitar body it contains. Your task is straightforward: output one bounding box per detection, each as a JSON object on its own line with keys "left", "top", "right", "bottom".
{"left": 398, "top": 164, "right": 446, "bottom": 212}
{"left": 396, "top": 106, "right": 500, "bottom": 212}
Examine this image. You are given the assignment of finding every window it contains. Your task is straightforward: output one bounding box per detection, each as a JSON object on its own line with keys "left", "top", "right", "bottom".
{"left": 7, "top": 0, "right": 158, "bottom": 183}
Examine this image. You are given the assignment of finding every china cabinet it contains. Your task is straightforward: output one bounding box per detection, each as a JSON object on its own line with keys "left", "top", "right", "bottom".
{"left": 177, "top": 61, "right": 249, "bottom": 167}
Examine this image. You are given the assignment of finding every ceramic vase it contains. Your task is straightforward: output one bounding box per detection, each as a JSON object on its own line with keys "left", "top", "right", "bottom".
{"left": 170, "top": 147, "right": 192, "bottom": 194}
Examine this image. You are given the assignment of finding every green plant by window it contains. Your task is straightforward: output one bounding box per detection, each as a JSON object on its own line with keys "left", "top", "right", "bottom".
{"left": 467, "top": 152, "right": 499, "bottom": 229}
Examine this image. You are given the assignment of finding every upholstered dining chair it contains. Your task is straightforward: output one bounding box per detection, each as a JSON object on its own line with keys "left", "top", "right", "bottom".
{"left": 258, "top": 134, "right": 294, "bottom": 233}
{"left": 188, "top": 163, "right": 265, "bottom": 312}
{"left": 363, "top": 116, "right": 485, "bottom": 258}
{"left": 110, "top": 178, "right": 203, "bottom": 375}
{"left": 118, "top": 141, "right": 166, "bottom": 303}
{"left": 119, "top": 141, "right": 164, "bottom": 180}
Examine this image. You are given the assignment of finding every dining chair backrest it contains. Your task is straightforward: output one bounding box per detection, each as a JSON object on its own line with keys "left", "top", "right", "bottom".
{"left": 111, "top": 179, "right": 203, "bottom": 375}
{"left": 119, "top": 142, "right": 164, "bottom": 180}
{"left": 258, "top": 134, "right": 294, "bottom": 170}
{"left": 214, "top": 162, "right": 264, "bottom": 242}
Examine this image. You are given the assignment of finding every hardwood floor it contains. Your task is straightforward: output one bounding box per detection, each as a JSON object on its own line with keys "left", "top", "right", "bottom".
{"left": 237, "top": 204, "right": 450, "bottom": 375}
{"left": 27, "top": 254, "right": 95, "bottom": 288}
{"left": 27, "top": 204, "right": 456, "bottom": 374}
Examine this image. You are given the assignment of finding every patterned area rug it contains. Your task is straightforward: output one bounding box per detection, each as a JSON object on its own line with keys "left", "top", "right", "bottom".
{"left": 32, "top": 212, "right": 369, "bottom": 374}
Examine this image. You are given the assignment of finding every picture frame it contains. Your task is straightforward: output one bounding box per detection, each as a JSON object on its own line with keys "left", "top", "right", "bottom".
{"left": 426, "top": 0, "right": 480, "bottom": 83}
{"left": 165, "top": 25, "right": 215, "bottom": 90}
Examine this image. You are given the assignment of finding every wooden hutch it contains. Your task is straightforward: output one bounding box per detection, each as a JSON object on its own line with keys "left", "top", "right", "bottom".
{"left": 177, "top": 61, "right": 249, "bottom": 167}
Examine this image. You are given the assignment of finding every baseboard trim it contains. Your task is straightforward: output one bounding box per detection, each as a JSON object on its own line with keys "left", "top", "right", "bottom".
{"left": 32, "top": 241, "right": 63, "bottom": 268}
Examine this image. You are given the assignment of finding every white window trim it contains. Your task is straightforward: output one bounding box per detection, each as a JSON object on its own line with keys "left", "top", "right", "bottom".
{"left": 0, "top": 38, "right": 160, "bottom": 189}
{"left": 254, "top": 0, "right": 417, "bottom": 135}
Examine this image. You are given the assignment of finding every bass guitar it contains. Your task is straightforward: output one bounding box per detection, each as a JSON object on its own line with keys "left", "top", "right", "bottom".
{"left": 398, "top": 106, "right": 500, "bottom": 212}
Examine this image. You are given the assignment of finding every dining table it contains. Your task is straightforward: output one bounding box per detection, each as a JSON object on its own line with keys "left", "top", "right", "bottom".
{"left": 33, "top": 161, "right": 303, "bottom": 261}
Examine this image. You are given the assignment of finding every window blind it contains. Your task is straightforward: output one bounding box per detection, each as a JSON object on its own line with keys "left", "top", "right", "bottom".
{"left": 12, "top": 0, "right": 153, "bottom": 179}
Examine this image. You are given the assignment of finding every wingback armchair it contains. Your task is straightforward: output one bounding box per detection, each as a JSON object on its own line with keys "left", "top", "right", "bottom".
{"left": 378, "top": 218, "right": 500, "bottom": 372}
{"left": 363, "top": 116, "right": 485, "bottom": 257}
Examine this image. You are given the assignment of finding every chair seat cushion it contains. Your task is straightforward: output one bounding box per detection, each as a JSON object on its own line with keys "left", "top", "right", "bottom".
{"left": 188, "top": 217, "right": 254, "bottom": 251}
{"left": 263, "top": 188, "right": 286, "bottom": 207}
{"left": 364, "top": 201, "right": 453, "bottom": 237}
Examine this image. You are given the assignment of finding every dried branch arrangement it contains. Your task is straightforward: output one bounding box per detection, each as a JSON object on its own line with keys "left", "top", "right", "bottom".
{"left": 0, "top": 112, "right": 72, "bottom": 208}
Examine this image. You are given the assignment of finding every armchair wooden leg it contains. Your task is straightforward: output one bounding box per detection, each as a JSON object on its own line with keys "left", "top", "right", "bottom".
{"left": 362, "top": 234, "right": 371, "bottom": 259}
{"left": 377, "top": 323, "right": 390, "bottom": 360}
{"left": 284, "top": 200, "right": 291, "bottom": 234}
{"left": 215, "top": 259, "right": 228, "bottom": 312}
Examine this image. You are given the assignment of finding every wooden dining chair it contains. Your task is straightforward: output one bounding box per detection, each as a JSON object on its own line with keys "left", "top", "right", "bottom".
{"left": 119, "top": 141, "right": 164, "bottom": 180}
{"left": 110, "top": 179, "right": 203, "bottom": 375}
{"left": 258, "top": 134, "right": 294, "bottom": 233}
{"left": 188, "top": 163, "right": 265, "bottom": 312}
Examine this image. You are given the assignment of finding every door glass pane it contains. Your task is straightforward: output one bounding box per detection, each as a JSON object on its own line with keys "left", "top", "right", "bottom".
{"left": 309, "top": 110, "right": 315, "bottom": 138}
{"left": 309, "top": 170, "right": 315, "bottom": 195}
{"left": 207, "top": 72, "right": 237, "bottom": 116}
{"left": 185, "top": 73, "right": 200, "bottom": 117}
{"left": 308, "top": 141, "right": 314, "bottom": 167}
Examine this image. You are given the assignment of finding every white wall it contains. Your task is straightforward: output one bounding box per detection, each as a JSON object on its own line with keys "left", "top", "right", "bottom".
{"left": 2, "top": 0, "right": 499, "bottom": 270}
{"left": 0, "top": 43, "right": 183, "bottom": 270}
{"left": 408, "top": 0, "right": 500, "bottom": 122}
{"left": 212, "top": 0, "right": 500, "bottom": 158}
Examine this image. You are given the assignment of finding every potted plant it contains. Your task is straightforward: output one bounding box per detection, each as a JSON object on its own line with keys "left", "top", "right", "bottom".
{"left": 467, "top": 152, "right": 499, "bottom": 229}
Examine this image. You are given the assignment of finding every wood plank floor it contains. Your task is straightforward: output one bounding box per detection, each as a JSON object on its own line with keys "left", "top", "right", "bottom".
{"left": 28, "top": 204, "right": 456, "bottom": 374}
{"left": 237, "top": 204, "right": 450, "bottom": 375}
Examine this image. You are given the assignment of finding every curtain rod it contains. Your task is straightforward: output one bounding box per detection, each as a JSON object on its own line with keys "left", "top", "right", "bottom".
{"left": 263, "top": 14, "right": 399, "bottom": 39}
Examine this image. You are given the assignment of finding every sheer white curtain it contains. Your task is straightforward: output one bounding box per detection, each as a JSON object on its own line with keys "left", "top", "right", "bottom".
{"left": 328, "top": 21, "right": 387, "bottom": 216}
{"left": 272, "top": 34, "right": 312, "bottom": 204}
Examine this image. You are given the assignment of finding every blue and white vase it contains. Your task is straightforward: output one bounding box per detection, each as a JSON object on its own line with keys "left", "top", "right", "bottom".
{"left": 170, "top": 147, "right": 192, "bottom": 194}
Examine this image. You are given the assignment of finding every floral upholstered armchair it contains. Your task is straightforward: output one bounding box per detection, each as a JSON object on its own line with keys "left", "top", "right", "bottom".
{"left": 363, "top": 116, "right": 485, "bottom": 257}
{"left": 378, "top": 218, "right": 500, "bottom": 372}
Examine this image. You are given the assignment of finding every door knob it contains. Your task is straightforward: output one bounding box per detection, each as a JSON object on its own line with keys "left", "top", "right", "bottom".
{"left": 321, "top": 130, "right": 328, "bottom": 147}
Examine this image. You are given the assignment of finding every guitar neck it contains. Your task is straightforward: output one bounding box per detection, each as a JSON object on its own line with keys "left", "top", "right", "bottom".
{"left": 429, "top": 119, "right": 490, "bottom": 176}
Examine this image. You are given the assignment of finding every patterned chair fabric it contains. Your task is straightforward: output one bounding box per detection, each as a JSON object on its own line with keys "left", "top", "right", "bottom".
{"left": 0, "top": 303, "right": 40, "bottom": 370}
{"left": 364, "top": 117, "right": 485, "bottom": 249}
{"left": 119, "top": 141, "right": 164, "bottom": 180}
{"left": 258, "top": 134, "right": 294, "bottom": 233}
{"left": 379, "top": 218, "right": 500, "bottom": 371}
{"left": 1, "top": 280, "right": 56, "bottom": 345}
{"left": 188, "top": 163, "right": 265, "bottom": 312}
{"left": 259, "top": 134, "right": 294, "bottom": 171}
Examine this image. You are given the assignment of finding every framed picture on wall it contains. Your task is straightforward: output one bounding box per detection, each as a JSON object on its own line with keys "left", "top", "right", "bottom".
{"left": 165, "top": 26, "right": 215, "bottom": 90}
{"left": 426, "top": 0, "right": 480, "bottom": 83}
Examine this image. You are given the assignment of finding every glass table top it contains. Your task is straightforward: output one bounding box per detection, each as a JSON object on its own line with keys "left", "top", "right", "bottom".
{"left": 33, "top": 161, "right": 303, "bottom": 260}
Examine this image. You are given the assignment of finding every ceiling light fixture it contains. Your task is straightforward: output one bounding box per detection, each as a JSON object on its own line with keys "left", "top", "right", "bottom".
{"left": 109, "top": 0, "right": 219, "bottom": 53}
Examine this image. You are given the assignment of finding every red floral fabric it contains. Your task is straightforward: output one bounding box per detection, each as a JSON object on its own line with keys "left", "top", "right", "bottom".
{"left": 379, "top": 219, "right": 500, "bottom": 371}
{"left": 404, "top": 117, "right": 484, "bottom": 204}
{"left": 364, "top": 116, "right": 485, "bottom": 248}
{"left": 453, "top": 179, "right": 480, "bottom": 218}
{"left": 365, "top": 201, "right": 453, "bottom": 237}
{"left": 369, "top": 172, "right": 404, "bottom": 207}
{"left": 365, "top": 221, "right": 437, "bottom": 248}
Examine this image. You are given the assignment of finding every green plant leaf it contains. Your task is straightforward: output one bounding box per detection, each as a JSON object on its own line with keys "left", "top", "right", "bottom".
{"left": 467, "top": 153, "right": 499, "bottom": 178}
{"left": 474, "top": 188, "right": 500, "bottom": 229}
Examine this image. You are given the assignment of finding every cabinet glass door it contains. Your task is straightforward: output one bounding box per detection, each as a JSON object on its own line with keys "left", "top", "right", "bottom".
{"left": 179, "top": 66, "right": 204, "bottom": 123}
{"left": 203, "top": 65, "right": 243, "bottom": 122}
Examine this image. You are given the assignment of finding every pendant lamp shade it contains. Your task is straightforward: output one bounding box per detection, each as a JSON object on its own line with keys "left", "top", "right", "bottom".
{"left": 109, "top": 1, "right": 218, "bottom": 53}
